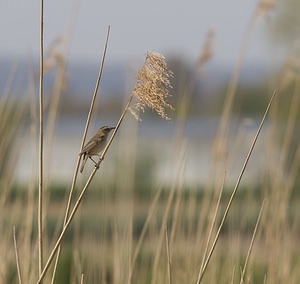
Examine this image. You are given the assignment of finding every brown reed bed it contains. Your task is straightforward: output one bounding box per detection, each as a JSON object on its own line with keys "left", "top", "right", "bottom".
{"left": 1, "top": 0, "right": 300, "bottom": 283}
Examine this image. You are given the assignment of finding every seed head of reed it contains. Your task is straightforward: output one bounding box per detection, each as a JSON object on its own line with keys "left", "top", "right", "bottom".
{"left": 198, "top": 29, "right": 215, "bottom": 68}
{"left": 256, "top": 0, "right": 275, "bottom": 17}
{"left": 130, "top": 52, "right": 174, "bottom": 120}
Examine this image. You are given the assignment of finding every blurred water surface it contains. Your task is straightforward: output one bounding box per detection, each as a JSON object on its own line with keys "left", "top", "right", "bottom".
{"left": 16, "top": 115, "right": 269, "bottom": 188}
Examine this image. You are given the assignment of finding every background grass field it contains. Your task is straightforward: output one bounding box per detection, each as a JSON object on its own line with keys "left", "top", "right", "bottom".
{"left": 1, "top": 1, "right": 300, "bottom": 283}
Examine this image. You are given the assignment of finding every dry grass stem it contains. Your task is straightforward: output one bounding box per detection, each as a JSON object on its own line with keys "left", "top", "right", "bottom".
{"left": 239, "top": 200, "right": 266, "bottom": 284}
{"left": 197, "top": 173, "right": 225, "bottom": 283}
{"left": 198, "top": 29, "right": 215, "bottom": 68}
{"left": 23, "top": 71, "right": 38, "bottom": 283}
{"left": 127, "top": 186, "right": 162, "bottom": 283}
{"left": 42, "top": 53, "right": 175, "bottom": 283}
{"left": 13, "top": 227, "right": 22, "bottom": 284}
{"left": 197, "top": 90, "right": 276, "bottom": 283}
{"left": 50, "top": 26, "right": 111, "bottom": 283}
{"left": 37, "top": 166, "right": 98, "bottom": 283}
{"left": 213, "top": 2, "right": 262, "bottom": 163}
{"left": 38, "top": 0, "right": 45, "bottom": 276}
{"left": 231, "top": 267, "right": 236, "bottom": 284}
{"left": 152, "top": 145, "right": 186, "bottom": 284}
{"left": 256, "top": 0, "right": 276, "bottom": 17}
{"left": 38, "top": 49, "right": 173, "bottom": 284}
{"left": 277, "top": 42, "right": 300, "bottom": 90}
{"left": 166, "top": 226, "right": 172, "bottom": 284}
{"left": 130, "top": 52, "right": 174, "bottom": 120}
{"left": 4, "top": 1, "right": 298, "bottom": 282}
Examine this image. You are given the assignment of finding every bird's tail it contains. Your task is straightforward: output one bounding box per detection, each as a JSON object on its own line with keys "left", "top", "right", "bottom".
{"left": 80, "top": 154, "right": 88, "bottom": 173}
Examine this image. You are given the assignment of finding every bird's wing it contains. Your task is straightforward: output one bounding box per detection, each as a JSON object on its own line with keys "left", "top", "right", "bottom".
{"left": 79, "top": 133, "right": 105, "bottom": 155}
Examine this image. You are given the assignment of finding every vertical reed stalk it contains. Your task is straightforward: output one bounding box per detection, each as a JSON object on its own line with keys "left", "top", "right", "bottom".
{"left": 127, "top": 185, "right": 162, "bottom": 283}
{"left": 14, "top": 226, "right": 22, "bottom": 284}
{"left": 151, "top": 146, "right": 186, "bottom": 284}
{"left": 38, "top": 0, "right": 44, "bottom": 277}
{"left": 166, "top": 226, "right": 172, "bottom": 284}
{"left": 216, "top": 8, "right": 259, "bottom": 148}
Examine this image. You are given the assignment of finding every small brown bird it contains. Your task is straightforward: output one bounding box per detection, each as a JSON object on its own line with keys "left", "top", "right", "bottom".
{"left": 79, "top": 126, "right": 115, "bottom": 173}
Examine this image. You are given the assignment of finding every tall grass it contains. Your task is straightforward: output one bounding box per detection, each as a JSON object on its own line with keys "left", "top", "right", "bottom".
{"left": 2, "top": 1, "right": 300, "bottom": 283}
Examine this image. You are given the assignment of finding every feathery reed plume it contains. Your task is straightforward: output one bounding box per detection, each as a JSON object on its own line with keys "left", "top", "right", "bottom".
{"left": 277, "top": 42, "right": 300, "bottom": 91}
{"left": 36, "top": 51, "right": 173, "bottom": 283}
{"left": 130, "top": 52, "right": 174, "bottom": 120}
{"left": 256, "top": 0, "right": 276, "bottom": 17}
{"left": 198, "top": 29, "right": 215, "bottom": 68}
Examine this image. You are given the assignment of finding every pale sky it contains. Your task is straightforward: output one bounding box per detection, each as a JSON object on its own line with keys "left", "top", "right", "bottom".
{"left": 1, "top": 0, "right": 275, "bottom": 66}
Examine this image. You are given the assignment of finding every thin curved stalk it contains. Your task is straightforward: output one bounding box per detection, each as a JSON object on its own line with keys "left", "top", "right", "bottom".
{"left": 239, "top": 200, "right": 266, "bottom": 284}
{"left": 37, "top": 91, "right": 134, "bottom": 284}
{"left": 197, "top": 173, "right": 225, "bottom": 282}
{"left": 197, "top": 90, "right": 276, "bottom": 283}
{"left": 50, "top": 26, "right": 111, "bottom": 283}
{"left": 14, "top": 226, "right": 22, "bottom": 284}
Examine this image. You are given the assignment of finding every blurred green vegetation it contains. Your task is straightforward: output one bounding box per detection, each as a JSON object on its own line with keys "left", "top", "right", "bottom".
{"left": 4, "top": 180, "right": 300, "bottom": 283}
{"left": 4, "top": 179, "right": 300, "bottom": 238}
{"left": 0, "top": 99, "right": 25, "bottom": 179}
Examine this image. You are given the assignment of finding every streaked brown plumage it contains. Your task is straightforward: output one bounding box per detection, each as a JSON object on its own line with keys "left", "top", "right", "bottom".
{"left": 79, "top": 126, "right": 115, "bottom": 173}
